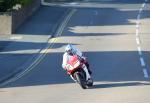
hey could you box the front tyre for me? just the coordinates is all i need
[87,78,93,87]
[74,72,87,89]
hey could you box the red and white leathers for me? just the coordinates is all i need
[62,45,91,81]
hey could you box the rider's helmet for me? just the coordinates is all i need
[65,44,73,55]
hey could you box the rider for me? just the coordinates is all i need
[62,44,92,81]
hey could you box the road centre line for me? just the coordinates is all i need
[135,1,149,78]
[136,37,140,45]
[137,14,141,20]
[136,24,139,28]
[137,46,142,55]
[136,29,139,36]
[139,8,143,13]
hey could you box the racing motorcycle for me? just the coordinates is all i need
[65,55,93,89]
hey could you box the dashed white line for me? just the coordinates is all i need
[140,57,146,67]
[137,46,142,55]
[136,24,139,28]
[139,8,143,13]
[137,14,141,20]
[136,1,149,78]
[142,3,146,8]
[136,29,139,36]
[136,37,140,45]
[143,68,149,78]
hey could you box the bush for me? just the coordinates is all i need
[18,0,33,6]
[0,0,33,12]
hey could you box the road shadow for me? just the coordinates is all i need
[0,41,78,52]
[61,8,150,37]
[91,82,150,89]
[0,51,150,89]
[15,6,68,35]
[0,1,150,89]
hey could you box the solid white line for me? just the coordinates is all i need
[136,37,140,45]
[137,46,142,55]
[143,68,149,78]
[140,57,146,67]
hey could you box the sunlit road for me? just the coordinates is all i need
[0,0,150,103]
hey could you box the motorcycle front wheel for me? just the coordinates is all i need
[74,72,87,89]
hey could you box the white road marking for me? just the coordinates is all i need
[140,57,146,67]
[135,1,149,78]
[136,24,139,28]
[139,8,143,13]
[137,46,142,55]
[142,3,146,8]
[10,36,22,40]
[136,29,139,36]
[136,37,140,45]
[56,9,77,36]
[137,14,140,20]
[143,68,149,78]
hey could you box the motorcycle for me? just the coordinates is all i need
[65,55,93,89]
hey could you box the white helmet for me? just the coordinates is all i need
[65,44,73,54]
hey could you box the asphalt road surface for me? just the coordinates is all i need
[0,0,150,103]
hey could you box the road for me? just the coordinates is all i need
[0,0,150,103]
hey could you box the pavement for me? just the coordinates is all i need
[0,5,69,83]
[0,0,150,103]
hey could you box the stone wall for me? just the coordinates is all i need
[0,0,41,35]
[12,0,41,33]
[0,12,12,34]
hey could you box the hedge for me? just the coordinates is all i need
[0,0,33,12]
